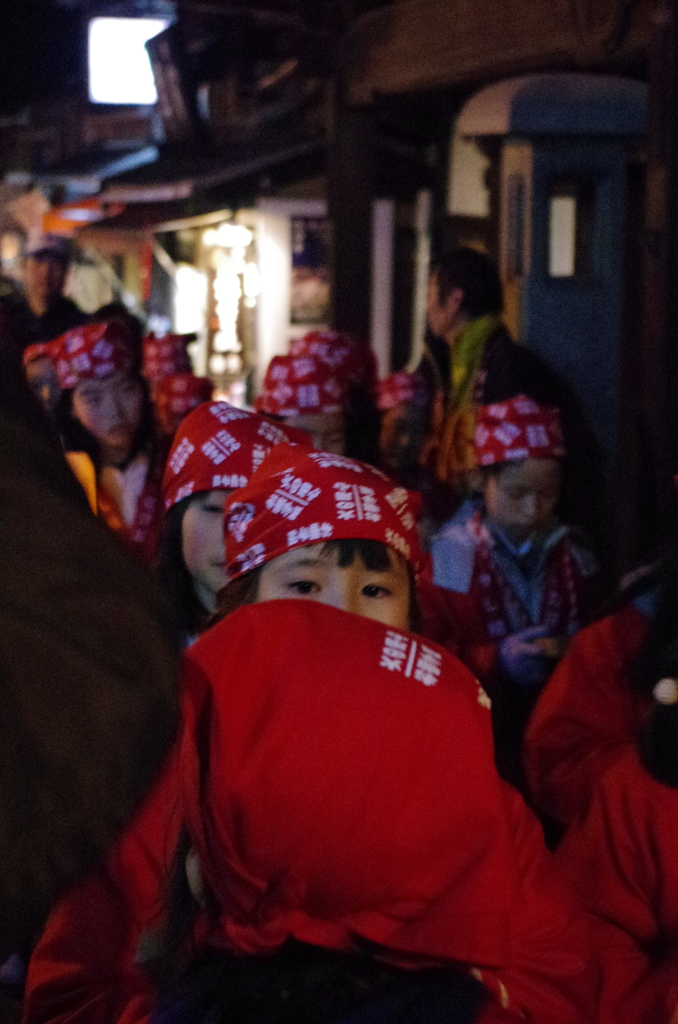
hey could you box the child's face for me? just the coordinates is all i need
[282,411,346,455]
[72,369,143,464]
[256,542,411,629]
[182,490,230,612]
[379,402,429,473]
[483,457,561,545]
[25,356,60,415]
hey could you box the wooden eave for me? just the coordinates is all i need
[344,0,654,105]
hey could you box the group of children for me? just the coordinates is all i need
[13,313,678,1023]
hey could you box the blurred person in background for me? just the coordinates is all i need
[52,321,167,565]
[0,340,178,961]
[423,247,610,581]
[0,235,86,354]
[22,343,61,422]
[255,352,349,454]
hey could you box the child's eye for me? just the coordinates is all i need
[362,584,390,598]
[289,580,319,595]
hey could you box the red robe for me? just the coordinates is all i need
[558,746,678,1024]
[523,603,651,826]
[24,769,599,1024]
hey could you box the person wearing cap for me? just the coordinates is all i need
[52,321,166,565]
[555,642,678,1024]
[255,353,349,455]
[159,402,308,643]
[24,445,599,1024]
[428,395,601,789]
[0,234,86,354]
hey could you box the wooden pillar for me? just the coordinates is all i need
[636,0,678,555]
[328,86,374,335]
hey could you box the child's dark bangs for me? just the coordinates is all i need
[320,538,392,571]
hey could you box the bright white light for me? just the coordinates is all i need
[209,353,228,375]
[549,196,577,278]
[88,18,169,105]
[174,264,207,335]
[216,224,253,248]
[243,262,261,298]
[203,228,219,247]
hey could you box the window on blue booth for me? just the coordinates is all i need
[548,178,595,278]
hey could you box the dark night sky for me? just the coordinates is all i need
[0,1,85,115]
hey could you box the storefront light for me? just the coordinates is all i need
[213,331,242,353]
[203,223,253,249]
[243,261,261,299]
[174,264,207,335]
[219,224,252,248]
[209,353,228,375]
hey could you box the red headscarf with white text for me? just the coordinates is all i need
[223,445,424,580]
[180,600,515,969]
[163,403,311,511]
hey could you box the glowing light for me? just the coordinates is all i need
[88,18,169,105]
[203,228,219,247]
[215,222,251,247]
[243,261,261,299]
[174,264,207,335]
[213,332,242,353]
[209,353,228,375]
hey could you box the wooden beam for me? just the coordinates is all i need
[328,91,374,335]
[345,0,653,105]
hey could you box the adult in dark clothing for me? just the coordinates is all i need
[0,348,179,957]
[0,235,86,355]
[423,247,610,579]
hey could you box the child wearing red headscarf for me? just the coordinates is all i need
[263,331,381,465]
[255,353,350,455]
[24,447,598,1024]
[427,395,601,787]
[51,321,166,565]
[140,332,214,440]
[159,402,308,643]
[22,342,61,419]
[153,375,213,440]
[376,369,453,543]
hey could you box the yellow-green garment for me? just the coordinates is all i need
[436,314,502,483]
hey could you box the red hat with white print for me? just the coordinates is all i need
[22,341,54,368]
[290,330,377,391]
[180,600,516,973]
[51,321,133,390]
[254,354,349,418]
[154,373,213,438]
[377,371,431,412]
[142,333,193,383]
[223,444,425,580]
[473,394,566,467]
[162,402,311,511]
